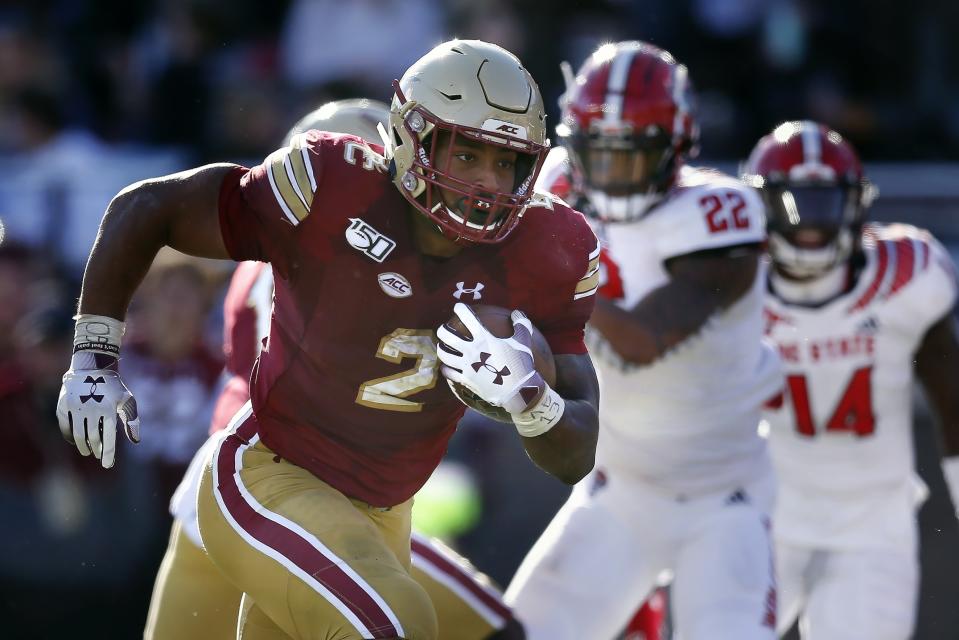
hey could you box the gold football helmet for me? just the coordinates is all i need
[384,39,549,243]
[283,98,390,146]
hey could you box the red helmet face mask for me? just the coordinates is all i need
[559,41,699,221]
[743,121,877,279]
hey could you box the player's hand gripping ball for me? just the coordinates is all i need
[436,303,555,422]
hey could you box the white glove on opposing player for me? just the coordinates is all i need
[436,303,545,415]
[55,315,140,469]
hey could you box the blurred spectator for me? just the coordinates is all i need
[0,242,160,639]
[123,251,226,503]
[0,85,111,269]
[0,85,186,275]
[279,0,446,101]
[446,0,525,58]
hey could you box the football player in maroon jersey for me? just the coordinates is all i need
[55,40,600,640]
[145,100,527,640]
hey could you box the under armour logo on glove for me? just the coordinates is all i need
[436,303,544,415]
[57,358,141,469]
[80,375,106,403]
[471,352,510,385]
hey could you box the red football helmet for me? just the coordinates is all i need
[742,121,877,279]
[558,40,699,221]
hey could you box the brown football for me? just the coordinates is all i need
[443,304,556,422]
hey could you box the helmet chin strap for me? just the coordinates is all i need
[587,190,661,222]
[770,261,850,305]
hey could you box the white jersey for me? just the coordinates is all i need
[537,148,782,496]
[764,224,958,549]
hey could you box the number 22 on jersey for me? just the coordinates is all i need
[699,190,749,233]
[783,366,876,437]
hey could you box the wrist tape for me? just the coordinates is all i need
[512,385,565,438]
[71,314,125,369]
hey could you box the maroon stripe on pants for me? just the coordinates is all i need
[411,535,512,621]
[215,413,400,638]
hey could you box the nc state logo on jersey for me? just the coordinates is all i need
[345,218,396,263]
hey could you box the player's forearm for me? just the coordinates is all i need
[914,314,959,457]
[78,185,173,318]
[521,397,598,484]
[934,405,959,458]
[591,250,758,365]
[922,375,959,457]
[589,286,716,366]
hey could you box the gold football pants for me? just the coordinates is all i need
[147,408,511,639]
[196,414,434,639]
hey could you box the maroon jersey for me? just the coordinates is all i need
[209,261,272,434]
[217,131,599,506]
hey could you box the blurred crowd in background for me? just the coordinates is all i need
[2,0,959,638]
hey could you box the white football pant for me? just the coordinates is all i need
[775,538,918,640]
[505,466,777,640]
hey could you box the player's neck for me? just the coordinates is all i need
[408,208,463,259]
[770,262,850,306]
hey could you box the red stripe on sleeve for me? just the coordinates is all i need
[848,240,890,313]
[888,238,916,297]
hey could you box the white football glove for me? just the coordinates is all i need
[436,303,545,415]
[55,315,140,469]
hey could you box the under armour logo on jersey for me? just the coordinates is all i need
[80,376,105,404]
[345,218,396,263]
[471,352,510,385]
[453,281,484,301]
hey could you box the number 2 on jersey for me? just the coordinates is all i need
[786,366,875,437]
[355,329,438,412]
[700,191,749,233]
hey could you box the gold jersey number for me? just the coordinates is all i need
[355,329,439,412]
